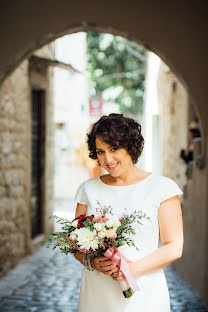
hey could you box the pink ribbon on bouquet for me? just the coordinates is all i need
[104,247,140,292]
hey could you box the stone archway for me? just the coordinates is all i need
[1,0,207,164]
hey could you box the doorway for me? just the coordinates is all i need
[30,89,45,238]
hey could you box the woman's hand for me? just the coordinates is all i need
[91,256,117,276]
[110,266,125,281]
[110,262,136,281]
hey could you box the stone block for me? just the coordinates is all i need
[0,197,11,209]
[0,132,13,154]
[0,221,15,233]
[0,153,16,169]
[0,186,6,196]
[4,101,15,115]
[8,185,25,198]
[5,170,25,185]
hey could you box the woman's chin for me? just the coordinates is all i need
[107,169,120,177]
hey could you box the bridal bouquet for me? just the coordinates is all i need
[42,201,149,298]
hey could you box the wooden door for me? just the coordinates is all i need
[31,89,45,238]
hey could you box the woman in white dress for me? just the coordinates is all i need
[73,113,183,312]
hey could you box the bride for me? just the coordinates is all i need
[73,113,183,312]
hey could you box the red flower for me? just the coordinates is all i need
[72,214,93,229]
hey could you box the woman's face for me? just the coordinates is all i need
[95,137,134,177]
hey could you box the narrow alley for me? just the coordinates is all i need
[0,4,208,310]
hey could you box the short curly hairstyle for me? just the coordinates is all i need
[87,113,144,164]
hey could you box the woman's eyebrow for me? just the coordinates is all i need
[96,148,103,151]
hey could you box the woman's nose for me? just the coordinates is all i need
[105,152,114,163]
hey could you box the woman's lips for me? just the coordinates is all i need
[107,162,119,170]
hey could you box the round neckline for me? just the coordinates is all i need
[99,173,153,187]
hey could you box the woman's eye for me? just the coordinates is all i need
[111,147,118,152]
[96,151,103,155]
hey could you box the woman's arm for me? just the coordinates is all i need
[111,195,184,280]
[75,203,88,218]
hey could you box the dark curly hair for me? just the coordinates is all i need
[87,113,144,164]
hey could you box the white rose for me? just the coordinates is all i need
[71,220,78,228]
[98,229,107,238]
[94,223,103,231]
[77,228,98,250]
[106,219,114,228]
[105,214,121,228]
[90,239,99,250]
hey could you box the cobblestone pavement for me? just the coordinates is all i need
[0,244,207,312]
[0,198,207,312]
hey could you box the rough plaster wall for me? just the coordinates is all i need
[158,62,208,306]
[158,62,188,187]
[0,60,31,276]
[172,164,207,303]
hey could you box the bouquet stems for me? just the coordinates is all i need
[119,280,134,298]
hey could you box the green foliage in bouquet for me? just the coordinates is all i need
[42,206,150,256]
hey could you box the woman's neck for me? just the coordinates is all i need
[104,167,150,186]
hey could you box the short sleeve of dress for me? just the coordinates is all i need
[158,177,183,204]
[74,181,88,205]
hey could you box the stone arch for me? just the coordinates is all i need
[1,20,206,168]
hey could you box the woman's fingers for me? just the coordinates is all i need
[92,257,121,277]
[112,275,126,281]
[111,269,125,280]
[99,259,117,275]
[110,266,120,274]
[97,258,126,280]
[100,259,117,267]
[101,264,117,275]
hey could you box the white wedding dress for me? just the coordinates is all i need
[74,173,183,312]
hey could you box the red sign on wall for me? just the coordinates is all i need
[89,98,103,117]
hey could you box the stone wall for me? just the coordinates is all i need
[173,162,207,302]
[0,44,54,276]
[158,62,208,306]
[158,62,188,188]
[0,60,31,275]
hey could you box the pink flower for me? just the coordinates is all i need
[93,217,106,223]
[119,213,128,222]
[107,229,117,239]
[98,229,107,238]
